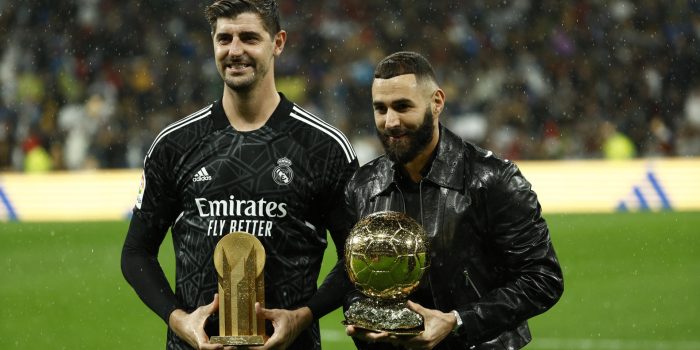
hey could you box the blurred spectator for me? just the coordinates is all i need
[601,121,637,159]
[677,86,700,156]
[1,0,700,171]
[57,93,114,170]
[21,128,52,173]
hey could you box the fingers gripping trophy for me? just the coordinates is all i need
[344,211,430,334]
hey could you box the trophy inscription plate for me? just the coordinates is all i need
[211,232,266,345]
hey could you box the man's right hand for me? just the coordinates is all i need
[168,294,224,350]
[346,324,395,344]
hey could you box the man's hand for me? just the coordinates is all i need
[346,324,395,344]
[250,303,312,350]
[168,294,223,350]
[396,301,456,350]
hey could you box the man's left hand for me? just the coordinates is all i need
[250,303,312,350]
[394,300,456,350]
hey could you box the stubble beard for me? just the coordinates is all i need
[224,70,257,92]
[378,107,435,165]
[222,57,269,92]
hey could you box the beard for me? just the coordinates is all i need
[377,107,435,164]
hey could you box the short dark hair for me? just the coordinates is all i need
[374,51,438,85]
[205,0,281,38]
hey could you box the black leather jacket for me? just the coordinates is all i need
[343,126,564,349]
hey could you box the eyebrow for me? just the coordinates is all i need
[393,98,413,105]
[214,30,264,40]
[373,98,414,106]
[239,30,264,39]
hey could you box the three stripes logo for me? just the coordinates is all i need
[616,170,672,212]
[0,185,18,221]
[193,167,212,182]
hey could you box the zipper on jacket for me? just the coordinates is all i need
[463,269,483,299]
[395,186,407,214]
[418,180,424,226]
[418,180,442,311]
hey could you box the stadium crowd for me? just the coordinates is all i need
[1,0,700,172]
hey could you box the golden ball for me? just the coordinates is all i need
[344,211,429,300]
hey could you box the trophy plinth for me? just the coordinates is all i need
[210,232,266,346]
[343,211,429,335]
[210,335,265,345]
[344,298,423,335]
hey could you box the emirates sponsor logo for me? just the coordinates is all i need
[194,196,287,218]
[194,195,289,237]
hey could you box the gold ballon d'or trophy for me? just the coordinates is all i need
[210,232,266,346]
[343,211,430,335]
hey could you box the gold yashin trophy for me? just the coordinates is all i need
[343,211,430,335]
[210,232,266,346]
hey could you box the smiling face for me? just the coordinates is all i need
[372,74,442,164]
[212,12,285,92]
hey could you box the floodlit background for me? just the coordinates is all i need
[1,1,699,349]
[2,1,700,169]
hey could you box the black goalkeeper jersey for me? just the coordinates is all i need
[127,94,358,349]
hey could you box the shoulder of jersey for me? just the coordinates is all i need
[287,103,357,164]
[145,104,214,159]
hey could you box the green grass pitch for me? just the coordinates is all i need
[1,212,699,349]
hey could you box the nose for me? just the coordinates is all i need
[228,37,243,56]
[384,109,401,129]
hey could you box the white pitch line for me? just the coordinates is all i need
[533,337,700,350]
[321,329,348,342]
[321,332,700,349]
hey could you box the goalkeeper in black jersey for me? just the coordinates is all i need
[121,1,359,349]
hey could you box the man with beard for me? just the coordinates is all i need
[342,51,563,349]
[121,1,358,349]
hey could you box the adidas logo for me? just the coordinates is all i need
[193,167,212,182]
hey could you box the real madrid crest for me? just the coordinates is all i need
[272,157,294,185]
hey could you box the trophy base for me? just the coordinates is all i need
[344,298,423,335]
[210,335,265,346]
[341,320,423,336]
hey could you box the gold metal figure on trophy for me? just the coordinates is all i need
[211,232,266,345]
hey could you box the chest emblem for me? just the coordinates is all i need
[272,157,294,185]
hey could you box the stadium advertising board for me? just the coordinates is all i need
[521,158,700,213]
[0,158,698,222]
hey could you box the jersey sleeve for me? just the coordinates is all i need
[305,141,359,319]
[122,143,182,323]
[134,145,180,229]
[121,213,181,323]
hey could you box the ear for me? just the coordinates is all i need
[273,30,287,56]
[431,88,446,116]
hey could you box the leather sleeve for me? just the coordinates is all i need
[461,160,564,343]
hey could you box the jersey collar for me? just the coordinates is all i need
[210,93,293,132]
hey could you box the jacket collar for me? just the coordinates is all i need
[371,124,465,197]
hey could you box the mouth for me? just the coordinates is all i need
[384,130,408,141]
[225,61,253,73]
